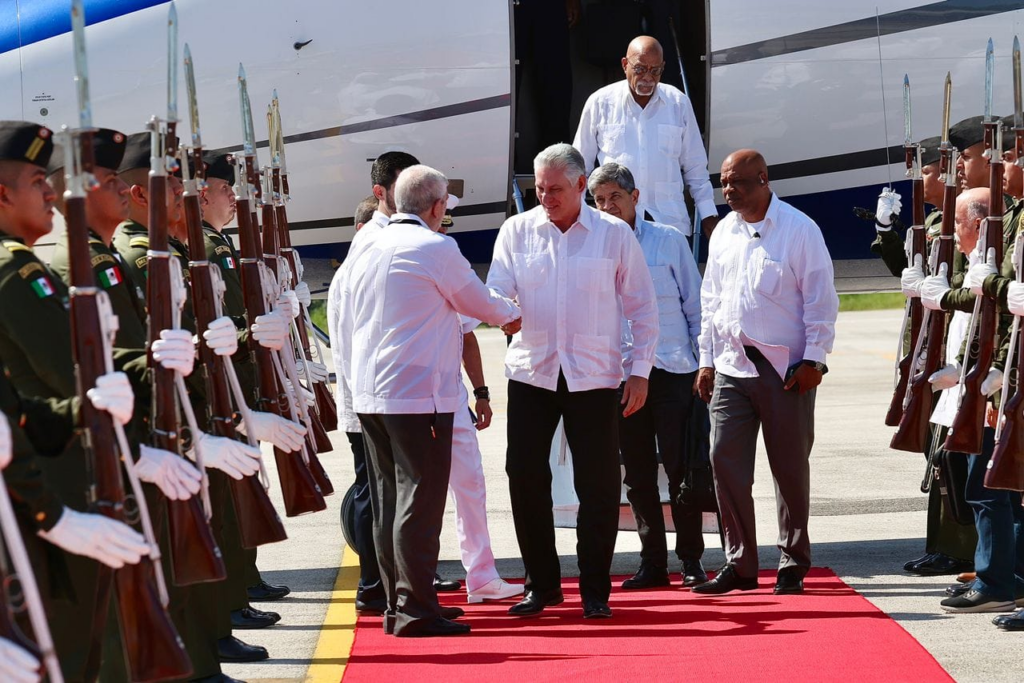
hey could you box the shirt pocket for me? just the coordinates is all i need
[658,124,684,157]
[753,257,785,297]
[506,329,548,370]
[575,256,615,292]
[598,123,626,155]
[571,333,612,377]
[512,252,549,289]
[649,264,678,298]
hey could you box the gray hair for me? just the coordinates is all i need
[964,198,987,224]
[534,143,586,183]
[394,164,448,215]
[587,162,636,195]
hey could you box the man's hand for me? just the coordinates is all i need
[900,253,926,298]
[500,317,522,336]
[701,215,719,238]
[0,637,40,683]
[694,367,715,403]
[38,508,150,569]
[565,0,581,27]
[920,267,951,312]
[1007,281,1024,316]
[784,363,823,395]
[987,404,1000,429]
[474,399,492,431]
[965,249,998,295]
[874,188,902,230]
[621,375,648,417]
[929,363,960,390]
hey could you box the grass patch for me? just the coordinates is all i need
[838,292,905,312]
[308,299,327,331]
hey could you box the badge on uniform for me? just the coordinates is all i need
[98,266,122,288]
[223,256,236,269]
[30,276,54,299]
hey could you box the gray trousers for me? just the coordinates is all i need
[358,412,453,635]
[709,354,815,577]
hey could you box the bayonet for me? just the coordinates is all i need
[985,38,994,123]
[71,0,92,131]
[237,64,254,157]
[167,3,178,123]
[184,43,201,149]
[1015,36,1022,129]
[903,74,912,146]
[941,72,952,145]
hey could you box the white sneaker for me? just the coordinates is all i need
[467,578,524,604]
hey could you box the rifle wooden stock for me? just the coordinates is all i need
[66,187,192,681]
[183,190,287,548]
[987,384,1024,490]
[147,170,226,586]
[886,176,927,427]
[237,193,326,517]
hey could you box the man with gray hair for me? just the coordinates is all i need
[589,162,707,590]
[488,143,659,619]
[344,164,521,637]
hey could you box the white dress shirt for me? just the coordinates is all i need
[931,246,980,427]
[573,80,716,236]
[327,210,390,432]
[622,218,702,378]
[487,203,659,392]
[345,213,519,414]
[698,194,838,381]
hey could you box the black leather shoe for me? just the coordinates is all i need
[621,566,670,590]
[355,597,388,615]
[247,579,290,602]
[231,606,280,629]
[692,565,758,595]
[396,616,471,637]
[682,559,708,587]
[903,552,935,572]
[508,589,564,616]
[945,580,974,597]
[582,599,612,619]
[216,635,269,663]
[191,675,244,683]
[440,606,465,620]
[995,611,1024,630]
[906,553,973,576]
[433,574,462,592]
[773,567,805,595]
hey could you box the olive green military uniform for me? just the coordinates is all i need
[113,219,197,334]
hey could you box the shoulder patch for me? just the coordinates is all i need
[214,245,232,256]
[28,276,55,299]
[18,262,44,279]
[135,256,148,270]
[129,236,150,249]
[91,253,116,268]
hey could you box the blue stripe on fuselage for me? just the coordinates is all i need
[0,0,169,55]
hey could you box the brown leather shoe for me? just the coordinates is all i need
[957,572,977,583]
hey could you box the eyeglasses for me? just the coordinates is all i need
[628,61,665,77]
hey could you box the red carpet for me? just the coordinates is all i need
[342,568,952,683]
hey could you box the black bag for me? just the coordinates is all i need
[935,448,974,526]
[677,398,718,513]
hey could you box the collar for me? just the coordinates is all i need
[388,212,430,230]
[620,79,662,113]
[118,219,147,235]
[530,203,595,232]
[737,193,780,236]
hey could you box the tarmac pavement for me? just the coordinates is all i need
[225,308,1021,683]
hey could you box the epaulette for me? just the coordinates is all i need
[88,238,105,247]
[2,240,30,253]
[129,236,149,249]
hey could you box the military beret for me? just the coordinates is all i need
[919,136,941,167]
[117,132,151,174]
[47,128,128,175]
[0,121,54,168]
[201,151,235,184]
[949,115,986,151]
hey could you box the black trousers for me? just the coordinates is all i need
[619,368,703,568]
[345,431,384,600]
[358,412,453,635]
[506,374,620,602]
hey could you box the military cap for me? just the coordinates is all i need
[117,132,151,173]
[949,115,986,151]
[201,151,235,184]
[0,121,54,168]
[919,136,941,167]
[47,128,128,175]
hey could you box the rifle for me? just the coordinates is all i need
[147,9,225,585]
[891,72,957,453]
[270,94,340,432]
[886,74,927,427]
[236,65,326,516]
[945,40,1004,454]
[0,467,62,683]
[63,4,193,679]
[987,36,1024,492]
[180,45,288,547]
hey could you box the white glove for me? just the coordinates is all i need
[86,371,134,426]
[251,310,289,351]
[152,328,195,376]
[965,249,998,295]
[284,378,317,407]
[190,432,261,480]
[929,364,960,390]
[875,188,902,230]
[981,368,1003,397]
[202,316,238,357]
[0,637,41,683]
[900,253,926,298]
[296,359,329,383]
[1009,281,1024,316]
[276,289,301,320]
[236,411,306,452]
[38,507,149,569]
[0,412,10,470]
[295,280,312,308]
[920,269,951,311]
[136,444,202,500]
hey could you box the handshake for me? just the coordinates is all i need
[500,317,523,335]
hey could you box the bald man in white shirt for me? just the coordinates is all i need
[693,150,838,597]
[574,35,718,238]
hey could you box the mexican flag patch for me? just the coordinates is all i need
[98,266,122,288]
[222,256,236,269]
[30,277,54,298]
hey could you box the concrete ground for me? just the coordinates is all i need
[225,309,1021,683]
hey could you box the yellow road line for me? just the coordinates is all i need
[307,545,361,683]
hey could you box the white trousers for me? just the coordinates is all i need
[449,392,500,592]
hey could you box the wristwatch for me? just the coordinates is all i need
[802,360,828,375]
[473,385,490,401]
